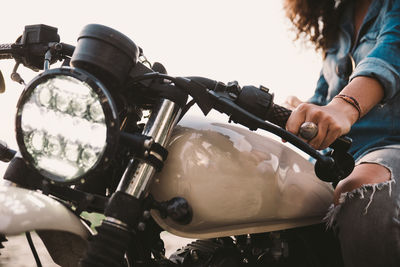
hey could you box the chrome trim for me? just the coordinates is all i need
[104,217,129,231]
[117,99,181,198]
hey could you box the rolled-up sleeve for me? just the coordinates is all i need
[350,7,400,101]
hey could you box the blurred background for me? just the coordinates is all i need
[0,0,322,163]
[0,0,322,265]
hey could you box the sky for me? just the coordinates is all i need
[0,0,322,173]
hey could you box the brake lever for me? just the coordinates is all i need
[298,122,354,184]
[315,136,354,186]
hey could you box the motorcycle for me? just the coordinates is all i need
[0,24,355,266]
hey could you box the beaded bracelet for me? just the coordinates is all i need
[333,94,361,120]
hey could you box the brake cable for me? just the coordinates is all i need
[25,232,43,267]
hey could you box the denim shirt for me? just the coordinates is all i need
[308,0,400,159]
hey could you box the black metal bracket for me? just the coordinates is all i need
[120,131,168,172]
[147,195,193,225]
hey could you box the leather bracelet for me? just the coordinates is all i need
[333,94,361,120]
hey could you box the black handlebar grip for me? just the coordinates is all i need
[269,103,292,129]
[0,44,13,60]
[0,141,16,162]
[270,104,318,141]
[269,103,352,152]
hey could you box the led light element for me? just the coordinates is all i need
[89,101,105,122]
[64,143,80,163]
[28,131,45,152]
[16,67,119,184]
[36,86,53,108]
[71,97,89,117]
[55,91,72,112]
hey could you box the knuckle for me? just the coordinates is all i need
[326,115,338,124]
[296,103,310,112]
[329,123,341,133]
[310,109,323,119]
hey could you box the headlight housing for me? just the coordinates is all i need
[16,67,119,184]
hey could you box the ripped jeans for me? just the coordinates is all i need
[326,146,400,267]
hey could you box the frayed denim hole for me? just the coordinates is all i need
[324,204,340,229]
[325,160,394,230]
[324,180,395,229]
[345,160,394,213]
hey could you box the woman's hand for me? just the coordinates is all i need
[281,95,303,110]
[286,99,359,150]
[284,77,384,150]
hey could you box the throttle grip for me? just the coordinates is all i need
[233,85,311,139]
[269,104,292,129]
[269,104,319,140]
[269,102,354,182]
[0,141,16,162]
[268,102,352,153]
[0,44,13,60]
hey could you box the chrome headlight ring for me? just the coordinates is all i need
[16,67,120,184]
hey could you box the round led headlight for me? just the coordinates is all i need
[16,67,119,184]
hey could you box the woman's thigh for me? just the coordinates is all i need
[333,162,391,205]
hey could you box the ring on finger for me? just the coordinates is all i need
[299,122,318,140]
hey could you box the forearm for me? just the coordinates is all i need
[328,76,385,124]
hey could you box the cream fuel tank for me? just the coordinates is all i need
[150,114,334,239]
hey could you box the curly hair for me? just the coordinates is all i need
[283,0,348,52]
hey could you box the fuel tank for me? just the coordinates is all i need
[150,115,334,239]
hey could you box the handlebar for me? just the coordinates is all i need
[153,75,351,154]
[247,100,354,183]
[267,103,292,129]
[0,141,16,162]
[186,80,355,183]
[267,102,351,148]
[0,42,74,65]
[0,25,75,71]
[0,44,13,60]
[0,25,354,183]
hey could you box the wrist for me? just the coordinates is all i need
[328,96,360,125]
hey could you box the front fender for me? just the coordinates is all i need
[0,184,91,239]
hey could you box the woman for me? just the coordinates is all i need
[283,0,400,266]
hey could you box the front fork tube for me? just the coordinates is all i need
[80,99,182,267]
[117,98,182,198]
